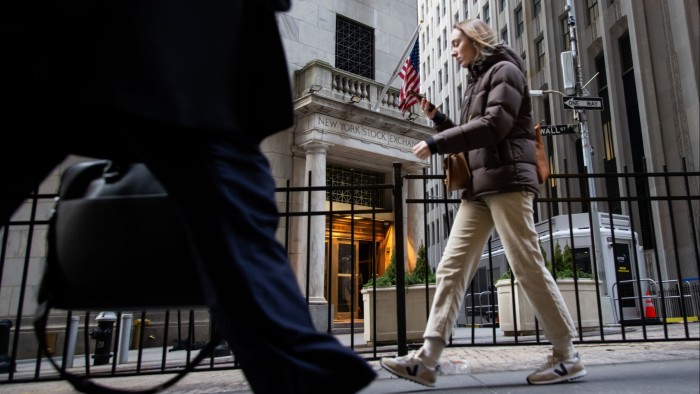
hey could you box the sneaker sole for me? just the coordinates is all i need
[380,360,436,388]
[527,369,588,385]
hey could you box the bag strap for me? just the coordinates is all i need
[34,302,222,394]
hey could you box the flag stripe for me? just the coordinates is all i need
[398,38,420,114]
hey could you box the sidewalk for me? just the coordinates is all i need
[3,321,699,393]
[2,339,697,393]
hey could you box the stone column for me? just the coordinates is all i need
[301,142,331,306]
[405,163,427,269]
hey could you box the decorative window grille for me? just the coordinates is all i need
[327,166,385,208]
[335,16,375,79]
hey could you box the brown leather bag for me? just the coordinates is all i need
[534,122,550,184]
[443,152,471,192]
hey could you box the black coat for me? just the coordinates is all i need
[5,1,293,139]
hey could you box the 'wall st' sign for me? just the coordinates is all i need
[540,125,577,135]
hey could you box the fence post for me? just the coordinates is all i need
[393,162,407,355]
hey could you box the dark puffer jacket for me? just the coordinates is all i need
[431,44,538,200]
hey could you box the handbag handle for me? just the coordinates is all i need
[34,301,221,394]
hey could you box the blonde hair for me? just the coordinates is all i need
[453,19,498,62]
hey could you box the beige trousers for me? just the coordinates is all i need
[424,191,577,344]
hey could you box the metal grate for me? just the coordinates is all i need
[326,166,384,208]
[335,16,374,80]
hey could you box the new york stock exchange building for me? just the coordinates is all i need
[261,59,436,329]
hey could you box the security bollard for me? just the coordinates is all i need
[89,312,117,366]
[0,319,15,373]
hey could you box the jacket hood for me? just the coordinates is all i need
[467,43,525,80]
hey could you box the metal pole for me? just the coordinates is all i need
[118,314,133,364]
[64,316,80,368]
[566,0,605,290]
[393,162,408,355]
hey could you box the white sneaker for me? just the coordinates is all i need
[380,349,437,387]
[526,352,587,385]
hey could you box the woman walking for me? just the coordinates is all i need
[381,18,587,387]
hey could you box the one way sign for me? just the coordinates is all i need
[563,96,604,110]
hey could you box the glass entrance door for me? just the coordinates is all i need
[335,240,359,320]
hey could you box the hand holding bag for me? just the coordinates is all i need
[443,152,471,192]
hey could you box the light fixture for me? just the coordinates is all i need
[407,111,419,121]
[308,84,322,94]
[349,93,362,104]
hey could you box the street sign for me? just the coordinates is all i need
[540,124,577,135]
[563,96,604,110]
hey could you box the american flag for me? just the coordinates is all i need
[398,38,420,114]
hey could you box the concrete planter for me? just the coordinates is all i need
[496,278,601,336]
[361,285,436,345]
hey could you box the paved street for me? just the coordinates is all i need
[2,329,698,393]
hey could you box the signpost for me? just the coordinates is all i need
[540,124,577,135]
[563,96,604,110]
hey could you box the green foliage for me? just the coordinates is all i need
[406,241,436,285]
[364,241,435,288]
[499,243,593,281]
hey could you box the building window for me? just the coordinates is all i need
[457,85,463,108]
[326,166,385,208]
[444,96,450,120]
[463,0,469,19]
[437,37,442,57]
[438,70,443,91]
[562,17,571,51]
[443,28,448,51]
[483,4,490,24]
[443,214,449,239]
[436,5,441,24]
[335,16,374,79]
[500,27,509,44]
[454,12,459,24]
[515,7,524,37]
[533,0,541,17]
[586,0,599,26]
[536,38,545,71]
[499,0,506,13]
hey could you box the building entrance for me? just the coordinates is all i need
[326,218,389,321]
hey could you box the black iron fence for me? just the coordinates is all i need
[0,158,698,385]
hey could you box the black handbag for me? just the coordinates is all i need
[36,160,215,394]
[40,160,206,310]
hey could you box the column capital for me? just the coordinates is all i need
[300,141,333,154]
[405,161,429,175]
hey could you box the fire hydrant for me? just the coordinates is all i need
[90,312,116,366]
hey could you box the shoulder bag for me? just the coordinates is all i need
[37,160,215,394]
[534,122,550,184]
[443,152,471,192]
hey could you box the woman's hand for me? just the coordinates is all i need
[420,98,438,119]
[412,141,431,160]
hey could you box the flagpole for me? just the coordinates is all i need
[372,20,423,112]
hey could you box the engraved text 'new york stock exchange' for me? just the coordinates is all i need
[315,115,418,149]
